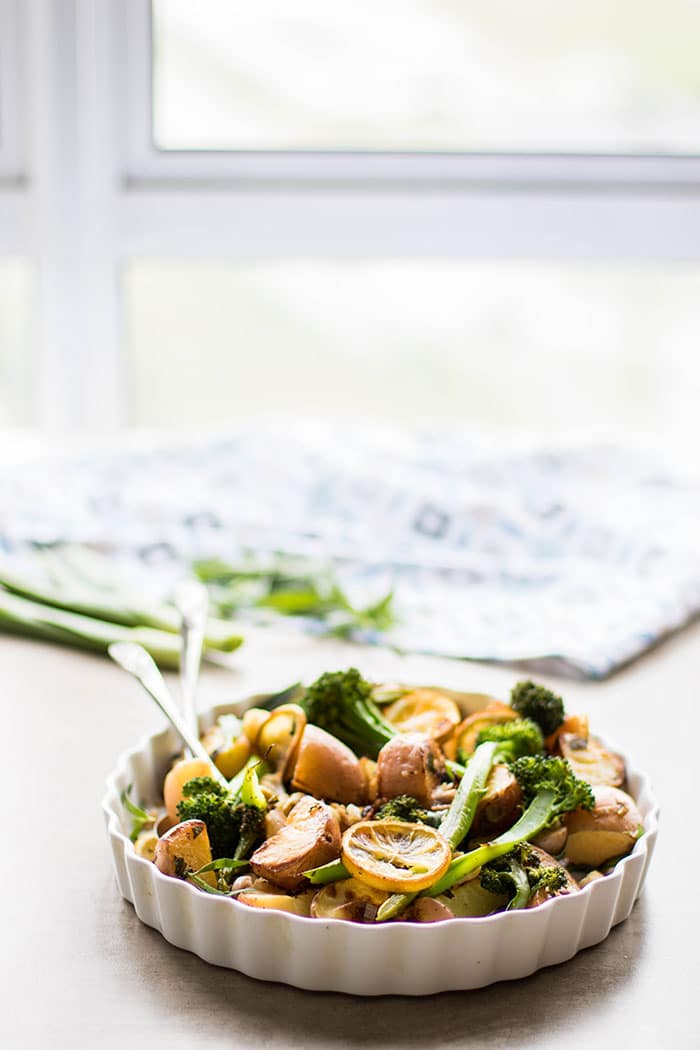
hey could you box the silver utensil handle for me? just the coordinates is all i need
[174,579,209,745]
[108,641,227,787]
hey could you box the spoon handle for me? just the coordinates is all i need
[173,579,209,746]
[108,641,227,787]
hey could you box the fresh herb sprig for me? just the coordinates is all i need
[194,555,396,639]
[121,785,155,842]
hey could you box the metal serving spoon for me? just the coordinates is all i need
[108,640,228,788]
[173,578,209,753]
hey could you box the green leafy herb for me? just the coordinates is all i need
[193,555,396,640]
[121,785,154,842]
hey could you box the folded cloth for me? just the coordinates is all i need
[1,422,698,678]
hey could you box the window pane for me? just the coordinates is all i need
[152,0,700,153]
[124,260,700,443]
[0,260,31,427]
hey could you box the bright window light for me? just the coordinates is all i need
[124,259,700,440]
[152,0,700,153]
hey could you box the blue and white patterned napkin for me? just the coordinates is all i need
[1,422,698,678]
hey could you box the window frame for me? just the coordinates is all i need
[0,0,22,179]
[125,1,700,189]
[116,0,700,266]
[2,0,700,434]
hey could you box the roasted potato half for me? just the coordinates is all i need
[288,725,365,804]
[163,758,215,825]
[250,795,341,891]
[153,819,216,886]
[565,785,643,867]
[376,733,444,806]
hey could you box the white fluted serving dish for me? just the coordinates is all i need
[103,694,658,996]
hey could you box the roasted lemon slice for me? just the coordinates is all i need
[341,820,451,893]
[383,689,461,741]
[447,701,518,759]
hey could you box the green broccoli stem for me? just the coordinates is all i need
[504,860,532,910]
[424,788,557,897]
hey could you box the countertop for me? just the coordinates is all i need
[3,621,698,1049]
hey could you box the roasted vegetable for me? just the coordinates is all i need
[201,714,251,779]
[164,758,215,825]
[475,718,544,759]
[153,820,217,886]
[288,724,365,804]
[510,680,565,738]
[249,795,341,891]
[480,842,577,910]
[376,733,445,806]
[301,668,396,759]
[177,767,267,861]
[558,733,625,788]
[301,668,466,778]
[374,794,442,828]
[422,756,593,900]
[383,689,461,741]
[564,785,643,867]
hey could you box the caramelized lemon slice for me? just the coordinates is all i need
[341,820,451,893]
[383,689,461,741]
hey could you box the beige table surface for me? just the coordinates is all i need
[2,621,698,1050]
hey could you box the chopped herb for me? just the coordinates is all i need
[193,555,396,640]
[121,785,155,842]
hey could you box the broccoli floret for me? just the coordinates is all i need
[177,776,264,860]
[509,755,594,818]
[515,842,569,898]
[479,842,568,909]
[529,865,568,895]
[475,718,544,759]
[374,795,442,828]
[510,680,565,737]
[301,668,396,759]
[480,843,534,908]
[479,858,529,904]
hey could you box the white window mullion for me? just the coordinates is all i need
[118,186,700,264]
[27,0,123,432]
[0,0,22,179]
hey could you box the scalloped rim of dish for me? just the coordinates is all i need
[103,696,659,995]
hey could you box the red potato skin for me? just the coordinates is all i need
[250,795,341,891]
[470,764,523,837]
[289,725,365,805]
[376,733,445,806]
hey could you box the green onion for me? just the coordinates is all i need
[0,588,242,669]
[304,859,350,885]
